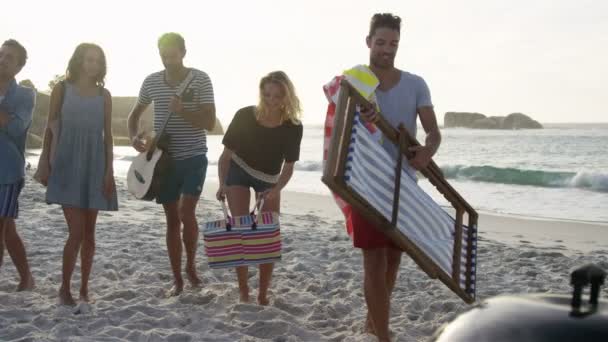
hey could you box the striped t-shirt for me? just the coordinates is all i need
[137,68,214,160]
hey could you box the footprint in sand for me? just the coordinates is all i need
[243,321,289,339]
[179,293,216,306]
[519,251,538,258]
[231,303,264,313]
[273,298,306,316]
[101,289,139,301]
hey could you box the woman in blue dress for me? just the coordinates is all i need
[37,43,118,306]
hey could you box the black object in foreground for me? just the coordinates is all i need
[431,264,608,342]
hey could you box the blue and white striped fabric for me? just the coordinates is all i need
[344,115,476,296]
[137,68,214,161]
[0,179,24,219]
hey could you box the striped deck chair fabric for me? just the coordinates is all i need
[203,207,281,269]
[344,114,477,298]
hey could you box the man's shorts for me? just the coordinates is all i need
[0,179,24,219]
[349,209,398,249]
[225,160,274,193]
[157,154,208,204]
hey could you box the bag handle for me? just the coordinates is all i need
[220,200,232,231]
[250,196,265,215]
[249,196,266,230]
[219,196,265,232]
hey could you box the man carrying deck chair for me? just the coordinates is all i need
[323,13,442,341]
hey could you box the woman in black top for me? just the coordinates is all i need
[217,71,303,305]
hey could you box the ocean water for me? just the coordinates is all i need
[28,123,608,223]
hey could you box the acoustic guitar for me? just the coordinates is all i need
[127,71,196,200]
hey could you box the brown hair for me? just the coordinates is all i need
[65,43,107,87]
[1,39,27,67]
[369,13,402,37]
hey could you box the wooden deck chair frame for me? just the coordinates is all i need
[322,80,478,303]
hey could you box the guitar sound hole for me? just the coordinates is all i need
[134,170,146,184]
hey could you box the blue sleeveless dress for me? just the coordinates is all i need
[46,83,118,211]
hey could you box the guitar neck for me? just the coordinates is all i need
[149,112,173,150]
[147,70,197,152]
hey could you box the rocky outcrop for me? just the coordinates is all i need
[444,112,486,128]
[444,112,542,129]
[501,113,543,129]
[471,117,500,129]
[26,91,224,148]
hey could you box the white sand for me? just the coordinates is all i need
[1,174,607,341]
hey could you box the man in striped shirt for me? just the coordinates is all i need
[128,33,216,296]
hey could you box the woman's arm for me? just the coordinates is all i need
[103,89,114,176]
[264,162,295,202]
[274,162,294,192]
[216,147,233,200]
[36,83,64,185]
[102,88,115,198]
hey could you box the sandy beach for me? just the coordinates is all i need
[1,172,607,341]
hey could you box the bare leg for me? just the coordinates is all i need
[385,247,402,295]
[79,209,98,302]
[0,219,5,269]
[59,207,85,306]
[226,185,251,302]
[2,218,34,291]
[257,191,279,305]
[257,263,274,305]
[163,202,183,296]
[236,266,250,302]
[363,248,391,342]
[180,195,202,288]
[5,220,34,291]
[367,247,402,336]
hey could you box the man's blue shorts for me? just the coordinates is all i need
[157,154,208,204]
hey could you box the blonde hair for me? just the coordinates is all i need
[256,71,302,125]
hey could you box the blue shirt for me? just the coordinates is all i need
[0,79,36,184]
[376,71,433,178]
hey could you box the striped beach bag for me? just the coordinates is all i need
[202,199,281,269]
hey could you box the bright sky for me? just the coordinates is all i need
[3,0,607,125]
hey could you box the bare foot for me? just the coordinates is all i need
[257,296,269,306]
[166,282,184,297]
[239,288,250,303]
[365,317,394,341]
[365,314,376,335]
[59,287,77,306]
[186,269,202,288]
[16,274,35,292]
[79,290,96,304]
[79,295,96,304]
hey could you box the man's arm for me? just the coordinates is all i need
[127,102,149,152]
[408,106,441,170]
[0,89,35,137]
[419,106,441,156]
[171,73,216,130]
[0,109,9,128]
[171,100,216,130]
